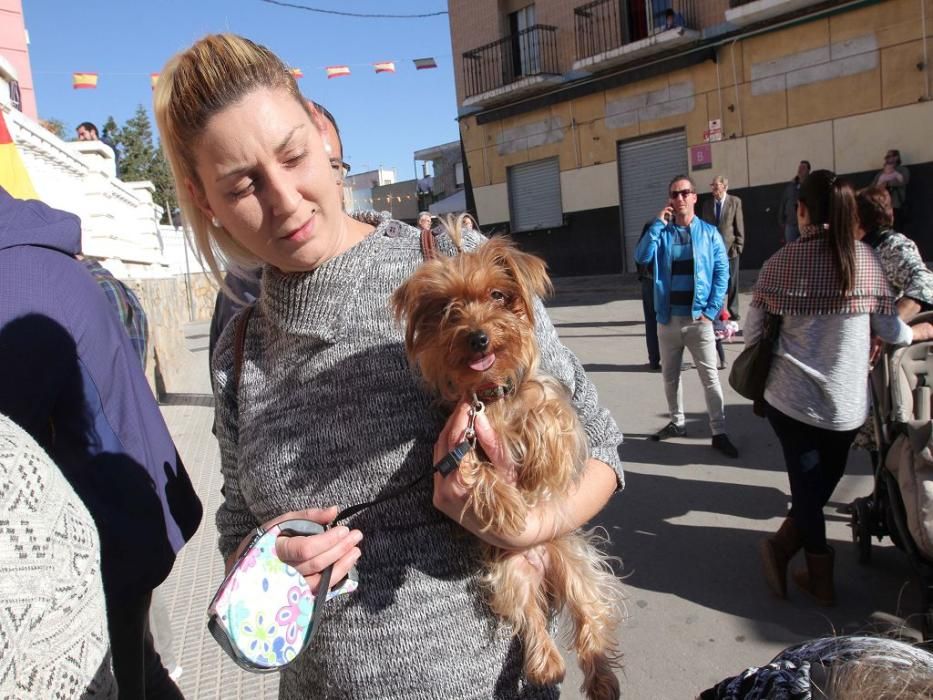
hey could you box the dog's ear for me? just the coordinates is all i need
[390,275,424,354]
[483,237,552,322]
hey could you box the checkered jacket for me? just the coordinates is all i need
[82,259,149,368]
[752,225,896,316]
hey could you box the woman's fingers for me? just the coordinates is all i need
[433,401,471,464]
[275,526,362,571]
[472,412,517,484]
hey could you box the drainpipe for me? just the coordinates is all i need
[922,0,931,101]
[730,39,743,137]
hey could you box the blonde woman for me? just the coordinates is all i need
[154,34,624,699]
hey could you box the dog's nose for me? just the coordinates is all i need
[469,330,489,353]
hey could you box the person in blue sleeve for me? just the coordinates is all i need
[0,187,202,699]
[634,175,738,457]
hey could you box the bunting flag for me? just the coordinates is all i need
[325,65,351,79]
[0,110,39,200]
[72,72,99,89]
[60,54,443,89]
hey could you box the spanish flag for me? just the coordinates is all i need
[0,110,39,200]
[290,68,304,79]
[325,65,350,79]
[73,72,99,89]
[150,73,159,89]
[373,61,396,74]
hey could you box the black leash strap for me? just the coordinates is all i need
[332,469,434,524]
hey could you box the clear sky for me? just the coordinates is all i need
[23,0,459,180]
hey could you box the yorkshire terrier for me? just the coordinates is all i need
[391,223,624,700]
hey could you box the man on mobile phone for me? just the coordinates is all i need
[634,175,738,457]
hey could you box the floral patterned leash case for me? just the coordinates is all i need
[207,519,359,672]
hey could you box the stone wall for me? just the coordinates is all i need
[123,272,217,397]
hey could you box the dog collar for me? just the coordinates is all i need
[474,377,515,403]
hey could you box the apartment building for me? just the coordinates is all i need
[449,0,933,274]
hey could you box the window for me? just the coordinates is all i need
[455,162,464,187]
[507,157,563,232]
[508,4,538,79]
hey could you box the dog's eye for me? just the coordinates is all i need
[490,290,507,304]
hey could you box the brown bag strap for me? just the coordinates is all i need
[420,228,437,261]
[232,303,256,395]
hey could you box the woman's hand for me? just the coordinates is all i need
[432,401,517,511]
[226,506,362,594]
[911,322,933,342]
[431,401,617,550]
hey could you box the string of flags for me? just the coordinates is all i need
[71,57,438,89]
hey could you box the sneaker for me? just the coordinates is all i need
[712,433,739,458]
[651,422,687,441]
[717,359,727,370]
[649,362,661,371]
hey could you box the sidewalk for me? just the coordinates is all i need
[158,279,926,699]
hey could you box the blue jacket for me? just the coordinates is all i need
[0,188,202,599]
[634,215,729,325]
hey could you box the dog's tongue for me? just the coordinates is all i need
[469,353,496,372]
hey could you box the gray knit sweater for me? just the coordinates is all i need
[212,212,625,699]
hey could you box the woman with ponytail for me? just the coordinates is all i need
[747,170,933,606]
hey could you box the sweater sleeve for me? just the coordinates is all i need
[533,298,625,491]
[212,313,261,560]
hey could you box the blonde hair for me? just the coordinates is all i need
[153,33,315,287]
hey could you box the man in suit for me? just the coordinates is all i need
[702,175,744,319]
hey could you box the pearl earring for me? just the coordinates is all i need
[211,216,221,228]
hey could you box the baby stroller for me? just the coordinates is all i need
[850,312,933,640]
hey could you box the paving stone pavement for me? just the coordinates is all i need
[157,278,927,699]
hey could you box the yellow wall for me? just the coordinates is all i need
[463,0,933,224]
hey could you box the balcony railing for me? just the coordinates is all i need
[463,25,560,99]
[575,0,699,62]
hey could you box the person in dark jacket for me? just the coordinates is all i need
[636,220,661,370]
[0,187,202,699]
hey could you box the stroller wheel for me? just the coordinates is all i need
[852,498,873,565]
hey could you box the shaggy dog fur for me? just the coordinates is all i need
[392,227,624,699]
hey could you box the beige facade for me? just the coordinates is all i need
[452,0,933,229]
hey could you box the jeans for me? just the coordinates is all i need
[765,403,859,552]
[658,316,726,435]
[640,277,660,367]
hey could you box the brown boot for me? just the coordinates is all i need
[758,517,802,599]
[792,546,835,606]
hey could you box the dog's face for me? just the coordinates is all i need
[392,237,552,403]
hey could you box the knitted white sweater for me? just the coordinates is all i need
[212,213,624,699]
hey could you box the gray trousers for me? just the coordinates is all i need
[658,316,726,435]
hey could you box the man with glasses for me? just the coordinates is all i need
[635,175,738,457]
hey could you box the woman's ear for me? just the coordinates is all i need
[185,179,213,221]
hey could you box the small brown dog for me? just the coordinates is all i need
[392,228,624,700]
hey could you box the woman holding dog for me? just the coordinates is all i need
[155,34,623,699]
[747,170,933,607]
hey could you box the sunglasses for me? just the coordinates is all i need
[669,189,694,199]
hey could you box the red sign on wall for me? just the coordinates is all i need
[691,144,712,170]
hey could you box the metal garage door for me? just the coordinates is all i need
[508,157,562,232]
[618,131,687,271]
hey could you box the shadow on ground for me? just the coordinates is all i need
[597,449,929,641]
